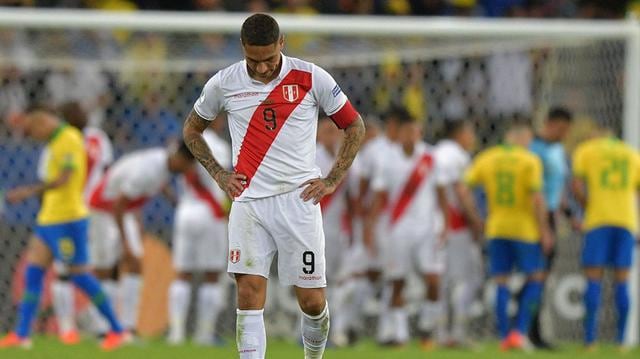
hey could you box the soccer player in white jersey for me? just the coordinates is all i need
[365,112,448,348]
[50,102,115,343]
[182,14,365,359]
[357,108,402,344]
[435,120,483,347]
[88,144,195,334]
[315,117,352,346]
[168,118,231,346]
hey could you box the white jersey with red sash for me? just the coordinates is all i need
[372,142,442,234]
[193,54,358,202]
[84,127,113,200]
[178,129,230,219]
[434,139,471,232]
[89,148,170,212]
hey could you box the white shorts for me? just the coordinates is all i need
[173,203,228,272]
[367,218,388,271]
[383,225,445,280]
[89,210,143,269]
[445,229,483,283]
[323,223,348,283]
[227,188,326,288]
[341,219,369,276]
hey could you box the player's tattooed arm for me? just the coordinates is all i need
[183,110,246,198]
[301,115,366,204]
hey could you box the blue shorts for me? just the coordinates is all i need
[582,226,635,269]
[488,238,545,276]
[35,218,89,266]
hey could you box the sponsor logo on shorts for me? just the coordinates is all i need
[298,275,323,281]
[229,249,241,264]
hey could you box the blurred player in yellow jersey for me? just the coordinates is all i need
[572,126,640,350]
[464,122,552,351]
[0,106,125,351]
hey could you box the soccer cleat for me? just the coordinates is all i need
[0,332,32,349]
[419,338,437,352]
[584,344,598,353]
[504,331,533,352]
[100,331,126,351]
[59,330,81,345]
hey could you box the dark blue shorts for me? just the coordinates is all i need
[582,226,635,269]
[35,218,89,266]
[488,238,545,276]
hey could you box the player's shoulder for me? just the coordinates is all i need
[207,60,246,86]
[435,139,467,160]
[58,125,84,147]
[285,55,316,73]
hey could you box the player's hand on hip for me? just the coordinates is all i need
[215,170,247,198]
[300,178,335,205]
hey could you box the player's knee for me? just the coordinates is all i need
[298,295,326,316]
[236,279,266,309]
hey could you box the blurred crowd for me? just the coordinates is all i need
[0,0,638,19]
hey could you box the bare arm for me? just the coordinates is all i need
[301,115,366,204]
[183,110,246,198]
[364,191,387,255]
[533,191,553,254]
[436,185,449,246]
[6,168,73,203]
[454,182,484,240]
[571,177,587,208]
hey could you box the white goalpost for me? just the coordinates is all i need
[0,7,639,345]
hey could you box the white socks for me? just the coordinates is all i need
[168,279,191,344]
[120,274,142,331]
[194,283,223,344]
[418,300,444,338]
[390,308,409,343]
[237,309,266,359]
[52,280,76,334]
[301,302,330,359]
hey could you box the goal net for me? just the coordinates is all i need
[0,8,638,344]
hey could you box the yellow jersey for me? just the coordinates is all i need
[37,124,89,225]
[572,137,640,232]
[465,145,543,242]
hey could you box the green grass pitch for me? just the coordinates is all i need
[1,337,637,359]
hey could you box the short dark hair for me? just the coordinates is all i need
[24,102,55,115]
[177,141,195,161]
[58,102,88,130]
[241,13,280,46]
[443,119,469,138]
[548,107,573,122]
[385,106,413,124]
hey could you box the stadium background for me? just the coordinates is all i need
[1,0,640,353]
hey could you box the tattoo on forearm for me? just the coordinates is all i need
[183,110,224,181]
[326,116,366,187]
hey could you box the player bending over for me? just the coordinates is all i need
[183,14,365,359]
[168,118,231,345]
[88,144,195,334]
[464,121,552,352]
[572,124,640,351]
[0,106,125,350]
[365,111,448,348]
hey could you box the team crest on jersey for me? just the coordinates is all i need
[229,249,241,264]
[282,84,299,102]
